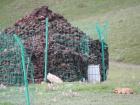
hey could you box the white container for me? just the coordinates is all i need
[87,64,101,83]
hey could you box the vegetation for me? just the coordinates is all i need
[0,0,140,105]
[1,62,140,105]
[0,0,140,64]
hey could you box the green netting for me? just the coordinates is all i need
[0,33,35,105]
[54,34,89,54]
[0,34,34,85]
[96,22,108,81]
[49,32,89,81]
[80,35,90,56]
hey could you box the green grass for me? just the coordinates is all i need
[0,0,140,64]
[0,1,140,104]
[72,5,140,64]
[1,62,140,105]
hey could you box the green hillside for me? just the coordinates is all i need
[0,0,140,64]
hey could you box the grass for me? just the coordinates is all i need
[72,5,140,64]
[1,61,140,105]
[0,0,140,64]
[0,1,140,105]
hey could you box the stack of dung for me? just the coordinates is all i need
[4,6,109,82]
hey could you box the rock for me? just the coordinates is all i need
[62,90,80,97]
[47,73,63,84]
[0,84,6,89]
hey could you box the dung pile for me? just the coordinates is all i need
[4,6,108,82]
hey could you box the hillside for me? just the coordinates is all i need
[0,0,140,64]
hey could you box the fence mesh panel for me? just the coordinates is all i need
[0,33,34,105]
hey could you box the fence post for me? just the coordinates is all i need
[44,18,49,82]
[96,22,108,81]
[14,34,30,105]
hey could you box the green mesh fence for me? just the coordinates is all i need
[0,34,34,85]
[0,33,35,105]
[54,34,89,54]
[48,32,90,81]
[43,18,90,82]
[80,35,90,56]
[96,21,108,81]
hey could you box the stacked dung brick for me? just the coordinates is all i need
[4,6,109,82]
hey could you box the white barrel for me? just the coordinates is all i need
[87,64,101,83]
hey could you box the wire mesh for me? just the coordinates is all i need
[96,22,109,81]
[48,33,90,81]
[0,33,34,105]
